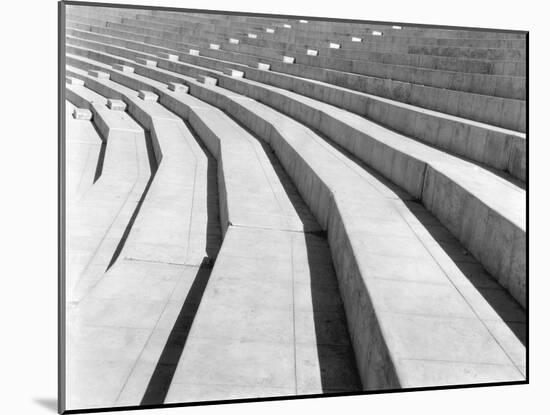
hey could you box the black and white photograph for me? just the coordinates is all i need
[5,0,548,414]
[59,0,529,412]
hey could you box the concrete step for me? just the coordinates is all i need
[64,41,527,307]
[136,11,526,47]
[156,50,527,308]
[64,61,223,409]
[192,12,525,41]
[66,54,363,403]
[127,13,526,73]
[66,58,323,236]
[192,76,526,385]
[156,227,361,402]
[68,7,524,52]
[65,81,142,144]
[66,51,525,390]
[64,99,102,201]
[65,28,526,133]
[64,83,151,303]
[229,37,526,77]
[104,14,526,75]
[65,16,526,80]
[66,64,220,265]
[65,25,526,183]
[100,18,525,99]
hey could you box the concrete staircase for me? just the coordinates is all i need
[64,4,527,411]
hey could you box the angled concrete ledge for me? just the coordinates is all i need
[112,63,135,72]
[72,107,92,120]
[197,75,218,86]
[157,51,179,61]
[168,82,189,93]
[107,98,126,110]
[138,90,159,102]
[66,76,85,85]
[87,69,110,79]
[135,57,157,66]
[222,68,245,78]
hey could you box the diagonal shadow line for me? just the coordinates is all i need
[404,200,527,346]
[93,139,107,183]
[81,113,106,184]
[309,121,526,346]
[182,119,222,260]
[140,257,214,405]
[106,127,158,271]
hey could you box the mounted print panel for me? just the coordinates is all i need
[59,1,527,413]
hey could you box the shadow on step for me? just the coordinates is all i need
[106,128,158,271]
[223,109,363,393]
[93,139,106,183]
[184,119,222,260]
[309,125,525,346]
[404,200,526,346]
[303,233,363,393]
[139,118,221,405]
[140,257,214,405]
